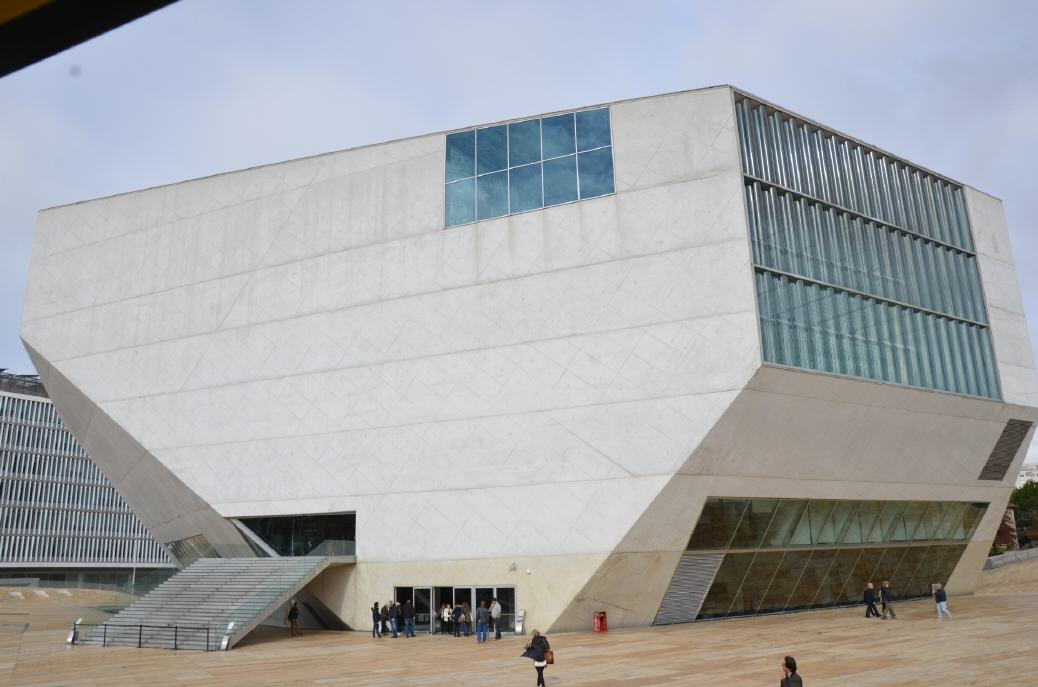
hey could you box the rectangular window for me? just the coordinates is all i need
[444,107,615,228]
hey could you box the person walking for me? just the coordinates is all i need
[522,629,552,687]
[934,583,952,620]
[863,582,880,618]
[285,599,302,637]
[475,600,489,643]
[880,580,897,620]
[453,602,463,637]
[402,598,416,637]
[380,602,390,635]
[371,602,382,638]
[780,656,802,686]
[490,597,503,640]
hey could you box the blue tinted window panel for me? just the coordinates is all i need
[755,270,1000,399]
[508,119,541,167]
[578,147,615,199]
[445,178,475,227]
[445,131,475,183]
[476,171,508,220]
[543,155,578,206]
[576,108,611,151]
[542,113,575,159]
[477,125,508,175]
[509,163,543,214]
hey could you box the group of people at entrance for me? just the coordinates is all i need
[371,599,417,638]
[370,598,504,641]
[438,599,502,642]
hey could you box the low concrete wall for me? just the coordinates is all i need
[984,547,1038,570]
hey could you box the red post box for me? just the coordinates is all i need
[593,611,608,632]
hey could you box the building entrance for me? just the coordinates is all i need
[396,585,517,634]
[394,586,432,634]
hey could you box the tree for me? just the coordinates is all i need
[1011,481,1038,547]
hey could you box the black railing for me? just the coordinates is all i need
[70,621,214,651]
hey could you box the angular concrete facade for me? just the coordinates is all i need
[21,86,1038,632]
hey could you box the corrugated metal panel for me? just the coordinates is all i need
[652,553,724,625]
[979,420,1034,480]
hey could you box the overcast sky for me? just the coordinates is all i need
[2,0,1036,460]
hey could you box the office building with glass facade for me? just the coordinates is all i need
[20,86,1038,632]
[0,372,172,587]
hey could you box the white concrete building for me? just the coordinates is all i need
[1017,463,1038,489]
[20,86,1038,633]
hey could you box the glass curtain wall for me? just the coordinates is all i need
[735,95,1000,399]
[237,513,355,557]
[445,107,615,227]
[0,389,170,568]
[689,497,986,619]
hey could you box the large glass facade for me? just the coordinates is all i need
[689,497,985,619]
[238,513,355,557]
[735,95,1000,399]
[0,383,171,568]
[445,107,615,228]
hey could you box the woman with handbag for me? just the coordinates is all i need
[521,629,552,686]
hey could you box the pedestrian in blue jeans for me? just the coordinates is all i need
[402,598,416,637]
[390,602,399,638]
[475,600,489,643]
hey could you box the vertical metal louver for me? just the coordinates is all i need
[978,420,1034,480]
[652,553,724,625]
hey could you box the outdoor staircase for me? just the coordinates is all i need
[76,557,338,650]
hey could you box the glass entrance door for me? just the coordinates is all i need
[414,587,432,634]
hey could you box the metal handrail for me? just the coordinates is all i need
[69,620,214,651]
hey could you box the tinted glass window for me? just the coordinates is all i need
[444,108,614,228]
[446,131,475,183]
[542,113,575,158]
[446,179,475,227]
[576,107,611,151]
[477,125,507,175]
[578,147,615,199]
[508,119,541,167]
[543,155,578,207]
[509,163,542,214]
[477,171,508,220]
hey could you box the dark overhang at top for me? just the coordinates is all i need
[0,0,176,78]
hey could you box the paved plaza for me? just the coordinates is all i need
[2,559,1036,686]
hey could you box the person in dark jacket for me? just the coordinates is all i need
[285,599,302,636]
[521,629,551,686]
[380,602,390,634]
[863,582,879,618]
[934,583,952,620]
[371,602,382,638]
[780,656,802,686]
[880,580,897,619]
[391,602,400,638]
[402,599,416,637]
[453,603,463,637]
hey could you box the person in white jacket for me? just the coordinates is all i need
[490,597,503,640]
[441,603,453,636]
